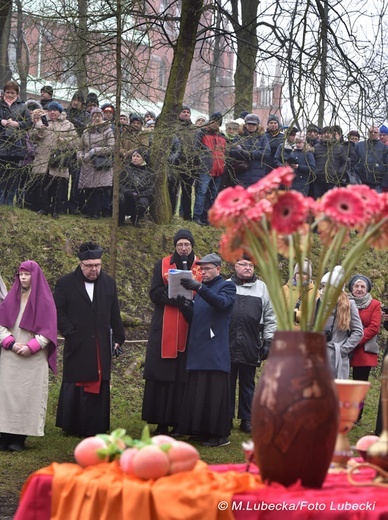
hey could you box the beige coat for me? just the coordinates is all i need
[30,111,80,179]
[0,297,50,436]
[78,122,114,189]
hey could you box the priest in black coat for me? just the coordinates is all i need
[54,242,125,436]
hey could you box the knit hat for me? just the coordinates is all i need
[86,92,99,107]
[90,107,103,117]
[173,229,194,247]
[130,113,143,123]
[244,113,260,125]
[47,101,63,113]
[380,125,388,135]
[321,266,345,288]
[181,105,191,113]
[267,114,280,124]
[293,259,313,279]
[307,124,320,133]
[78,242,103,260]
[41,85,53,96]
[144,110,156,119]
[348,274,372,293]
[209,112,223,125]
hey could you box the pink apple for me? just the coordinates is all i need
[74,437,108,468]
[167,441,199,474]
[119,448,137,474]
[132,445,170,480]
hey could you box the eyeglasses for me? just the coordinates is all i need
[81,262,101,269]
[236,262,254,268]
[199,266,217,272]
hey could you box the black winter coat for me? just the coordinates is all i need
[54,267,125,383]
[0,97,32,159]
[314,140,347,183]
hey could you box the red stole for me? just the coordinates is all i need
[75,340,102,394]
[161,255,202,359]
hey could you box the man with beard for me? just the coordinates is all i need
[54,242,125,436]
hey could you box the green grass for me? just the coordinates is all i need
[0,206,386,516]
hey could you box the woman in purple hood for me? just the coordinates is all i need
[0,260,57,451]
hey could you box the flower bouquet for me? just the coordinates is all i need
[209,166,388,332]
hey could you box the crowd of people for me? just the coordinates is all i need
[1,80,388,227]
[0,233,386,451]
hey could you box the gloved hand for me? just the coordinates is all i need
[180,278,202,291]
[112,345,123,358]
[239,149,251,161]
[261,340,272,361]
[175,295,192,310]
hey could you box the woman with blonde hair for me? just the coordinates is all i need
[318,266,363,379]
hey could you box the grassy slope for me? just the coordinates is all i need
[0,206,387,515]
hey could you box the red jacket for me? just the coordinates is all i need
[350,298,381,367]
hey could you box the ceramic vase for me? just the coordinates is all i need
[251,331,339,488]
[331,379,370,469]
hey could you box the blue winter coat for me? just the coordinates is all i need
[186,275,236,373]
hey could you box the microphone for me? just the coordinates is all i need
[181,255,188,270]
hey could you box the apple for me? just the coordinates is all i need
[167,441,199,474]
[119,448,137,474]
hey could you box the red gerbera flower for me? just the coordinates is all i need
[319,188,366,227]
[271,191,309,234]
[218,225,248,262]
[244,198,273,227]
[248,166,295,200]
[209,186,254,227]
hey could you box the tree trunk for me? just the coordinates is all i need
[108,0,123,278]
[231,0,260,118]
[149,0,204,224]
[0,0,12,85]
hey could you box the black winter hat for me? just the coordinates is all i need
[41,85,53,96]
[130,113,143,123]
[209,112,223,125]
[86,92,99,107]
[78,242,103,260]
[348,274,373,293]
[173,229,194,247]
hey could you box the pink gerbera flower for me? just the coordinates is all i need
[209,186,254,227]
[346,185,383,217]
[248,166,295,200]
[319,187,366,227]
[244,198,273,227]
[271,191,309,234]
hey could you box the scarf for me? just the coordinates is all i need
[352,293,372,310]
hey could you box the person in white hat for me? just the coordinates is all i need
[318,266,363,379]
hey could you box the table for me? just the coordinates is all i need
[14,461,388,519]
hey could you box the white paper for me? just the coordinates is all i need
[168,269,194,299]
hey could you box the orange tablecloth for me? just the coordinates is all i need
[14,461,387,520]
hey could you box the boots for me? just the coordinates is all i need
[8,434,27,452]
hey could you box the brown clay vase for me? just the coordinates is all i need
[251,331,339,488]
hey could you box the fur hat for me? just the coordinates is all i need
[78,242,103,260]
[173,229,194,247]
[321,266,345,288]
[293,259,313,279]
[47,101,63,113]
[25,99,43,111]
[348,274,372,293]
